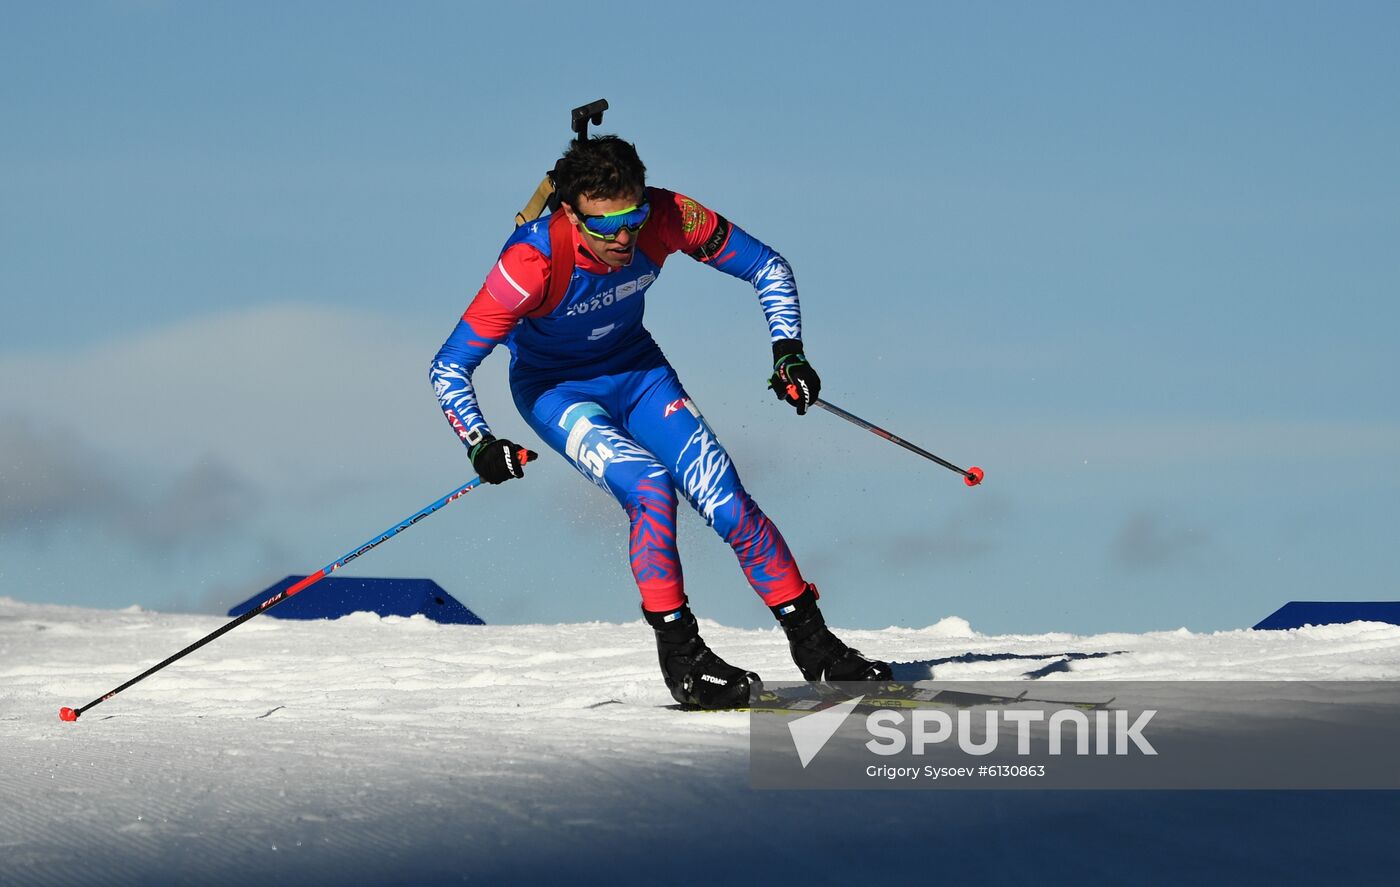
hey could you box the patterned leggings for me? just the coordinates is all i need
[514,361,806,612]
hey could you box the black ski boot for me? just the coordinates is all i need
[644,604,761,709]
[770,585,893,682]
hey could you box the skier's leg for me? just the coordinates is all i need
[623,365,806,608]
[625,366,891,682]
[768,587,893,682]
[517,386,685,611]
[516,379,760,706]
[642,603,760,708]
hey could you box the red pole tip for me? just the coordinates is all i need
[59,707,78,722]
[964,466,984,487]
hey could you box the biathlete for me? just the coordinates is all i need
[430,135,891,708]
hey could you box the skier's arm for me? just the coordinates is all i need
[429,318,503,448]
[651,189,802,344]
[651,190,817,412]
[429,243,549,449]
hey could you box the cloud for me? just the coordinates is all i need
[795,493,1010,577]
[1110,511,1214,571]
[120,455,263,553]
[885,528,995,567]
[883,493,1011,567]
[0,412,262,552]
[0,414,128,533]
[0,303,466,557]
[0,304,632,613]
[0,303,458,491]
[967,416,1400,475]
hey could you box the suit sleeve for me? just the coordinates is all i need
[651,188,802,343]
[428,243,548,448]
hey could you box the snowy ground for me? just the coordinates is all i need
[4,596,1400,886]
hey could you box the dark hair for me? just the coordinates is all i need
[552,135,647,208]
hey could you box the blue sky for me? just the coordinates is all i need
[2,2,1397,634]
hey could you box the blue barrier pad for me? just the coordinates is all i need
[1253,601,1400,631]
[228,576,485,624]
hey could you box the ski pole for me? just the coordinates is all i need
[58,466,515,722]
[811,398,984,487]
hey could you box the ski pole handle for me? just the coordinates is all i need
[812,398,984,487]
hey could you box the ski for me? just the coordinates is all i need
[730,684,1114,714]
[586,683,1115,714]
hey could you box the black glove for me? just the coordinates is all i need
[769,339,821,415]
[469,436,539,485]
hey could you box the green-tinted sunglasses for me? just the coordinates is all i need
[575,199,651,241]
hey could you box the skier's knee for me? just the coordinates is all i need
[625,474,678,521]
[711,489,761,546]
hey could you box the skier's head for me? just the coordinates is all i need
[554,135,649,269]
[553,134,647,208]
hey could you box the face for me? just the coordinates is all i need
[565,191,645,268]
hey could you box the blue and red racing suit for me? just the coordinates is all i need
[430,188,807,612]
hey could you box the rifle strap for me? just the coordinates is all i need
[531,210,576,318]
